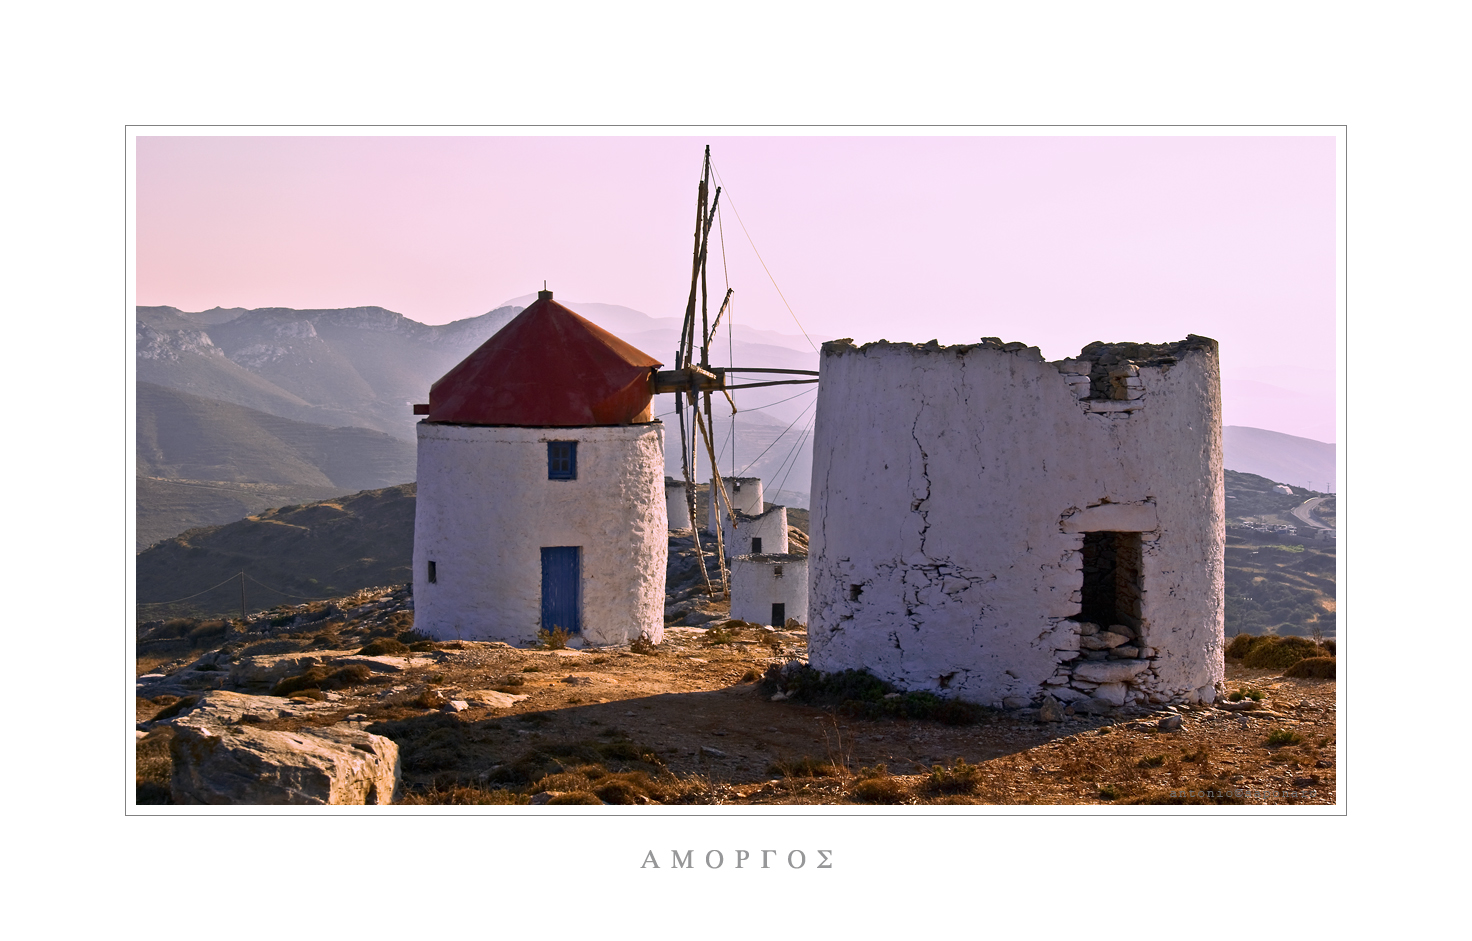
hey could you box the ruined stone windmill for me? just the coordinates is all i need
[653,146,819,598]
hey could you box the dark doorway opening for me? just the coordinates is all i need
[1079,532,1143,629]
[751,537,763,554]
[771,602,786,626]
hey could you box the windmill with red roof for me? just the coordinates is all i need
[410,288,670,648]
[409,146,816,647]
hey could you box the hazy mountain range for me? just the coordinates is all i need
[1221,426,1335,493]
[134,300,1332,550]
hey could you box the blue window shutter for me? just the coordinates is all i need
[548,441,577,480]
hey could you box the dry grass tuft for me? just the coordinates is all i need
[398,784,528,805]
[769,755,846,779]
[545,791,605,804]
[135,728,175,804]
[848,765,910,803]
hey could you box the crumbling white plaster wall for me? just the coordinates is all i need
[666,478,691,530]
[731,554,808,626]
[707,477,762,532]
[721,505,789,560]
[807,337,1224,707]
[413,422,667,646]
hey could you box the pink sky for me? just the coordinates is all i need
[135,134,1338,440]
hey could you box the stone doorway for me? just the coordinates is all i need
[1079,531,1143,630]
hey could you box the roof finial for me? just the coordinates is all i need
[538,281,552,301]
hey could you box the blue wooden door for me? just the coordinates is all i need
[541,546,582,633]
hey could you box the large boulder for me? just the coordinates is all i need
[228,653,331,685]
[170,724,401,805]
[150,690,333,729]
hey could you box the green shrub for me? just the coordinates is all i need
[704,625,738,645]
[1242,635,1325,669]
[762,664,993,725]
[1266,728,1303,747]
[921,759,984,796]
[1284,656,1336,679]
[1225,633,1266,659]
[536,627,571,650]
[188,619,228,642]
[270,664,373,696]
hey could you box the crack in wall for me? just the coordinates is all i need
[910,403,933,559]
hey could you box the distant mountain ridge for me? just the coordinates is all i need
[137,304,524,440]
[136,382,416,550]
[135,301,1333,547]
[137,382,415,490]
[1222,426,1336,492]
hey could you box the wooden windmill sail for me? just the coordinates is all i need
[652,146,819,596]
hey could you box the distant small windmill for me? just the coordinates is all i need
[652,146,818,596]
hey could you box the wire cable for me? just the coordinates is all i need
[710,160,819,352]
[738,398,816,477]
[244,572,331,601]
[137,572,246,607]
[733,386,817,413]
[771,414,816,502]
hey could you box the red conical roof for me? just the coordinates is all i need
[426,292,662,426]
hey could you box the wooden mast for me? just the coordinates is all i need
[657,146,820,598]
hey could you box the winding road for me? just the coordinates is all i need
[1290,496,1333,531]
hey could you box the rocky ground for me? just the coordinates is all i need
[136,526,1336,806]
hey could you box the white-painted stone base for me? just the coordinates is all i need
[807,336,1224,707]
[413,422,667,646]
[707,477,762,533]
[721,505,788,560]
[731,554,808,626]
[665,477,691,530]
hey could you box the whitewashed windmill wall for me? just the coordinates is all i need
[665,478,691,530]
[731,554,808,626]
[707,476,762,533]
[721,504,788,559]
[806,336,1224,708]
